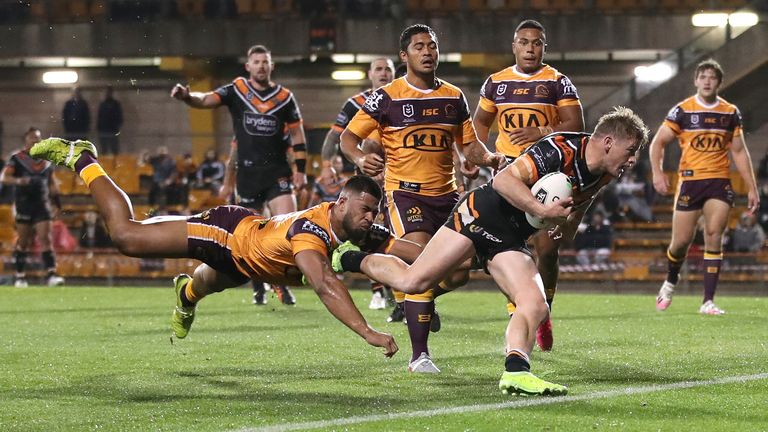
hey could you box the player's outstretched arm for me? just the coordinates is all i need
[321,129,342,163]
[295,249,398,357]
[170,84,221,109]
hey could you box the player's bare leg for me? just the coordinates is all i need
[13,223,34,287]
[530,231,560,351]
[487,251,567,396]
[35,220,64,285]
[657,209,700,310]
[699,199,729,314]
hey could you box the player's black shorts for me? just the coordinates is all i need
[15,202,52,224]
[237,176,293,211]
[675,178,735,211]
[443,183,533,269]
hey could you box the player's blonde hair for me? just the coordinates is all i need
[594,106,650,149]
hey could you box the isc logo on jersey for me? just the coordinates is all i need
[500,107,549,130]
[403,127,452,152]
[525,172,572,229]
[243,112,278,136]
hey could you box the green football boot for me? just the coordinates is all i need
[171,274,195,339]
[499,371,568,396]
[30,137,98,171]
[331,240,361,273]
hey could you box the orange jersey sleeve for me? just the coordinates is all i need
[230,203,337,285]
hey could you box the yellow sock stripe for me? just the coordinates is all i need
[506,302,517,315]
[80,163,107,187]
[666,249,685,263]
[393,289,406,303]
[544,287,556,301]
[703,252,723,260]
[405,288,434,302]
[184,279,200,303]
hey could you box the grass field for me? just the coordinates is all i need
[1,284,767,431]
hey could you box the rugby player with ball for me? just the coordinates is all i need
[332,106,649,395]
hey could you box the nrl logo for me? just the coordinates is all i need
[691,114,699,124]
[403,103,414,118]
[496,84,507,96]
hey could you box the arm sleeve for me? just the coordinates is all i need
[519,140,565,183]
[285,94,303,127]
[347,88,389,140]
[287,218,333,257]
[662,105,684,135]
[456,91,479,146]
[555,74,581,106]
[732,107,744,137]
[477,76,498,113]
[213,83,233,107]
[332,99,360,132]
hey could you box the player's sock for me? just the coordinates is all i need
[371,282,385,296]
[433,281,452,298]
[544,286,556,310]
[393,289,406,304]
[505,349,531,372]
[339,250,369,272]
[666,249,685,285]
[41,250,56,274]
[507,302,517,315]
[703,250,723,303]
[405,298,434,362]
[13,250,27,274]
[182,279,199,306]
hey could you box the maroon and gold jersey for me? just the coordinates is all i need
[478,65,581,158]
[347,77,478,196]
[663,95,743,181]
[196,202,394,285]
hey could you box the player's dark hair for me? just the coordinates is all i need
[247,44,271,57]
[594,106,650,149]
[394,63,408,79]
[343,175,382,201]
[694,58,724,84]
[515,19,545,35]
[399,24,437,52]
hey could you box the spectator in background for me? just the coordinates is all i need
[62,86,90,141]
[574,212,613,267]
[731,211,765,253]
[195,149,225,192]
[78,211,112,249]
[174,153,197,208]
[310,157,347,206]
[615,172,654,222]
[148,146,178,210]
[96,86,123,155]
[757,183,768,232]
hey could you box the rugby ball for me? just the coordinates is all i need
[525,172,573,229]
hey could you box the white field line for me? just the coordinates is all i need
[233,372,768,432]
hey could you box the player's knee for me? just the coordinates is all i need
[445,269,469,288]
[400,273,433,294]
